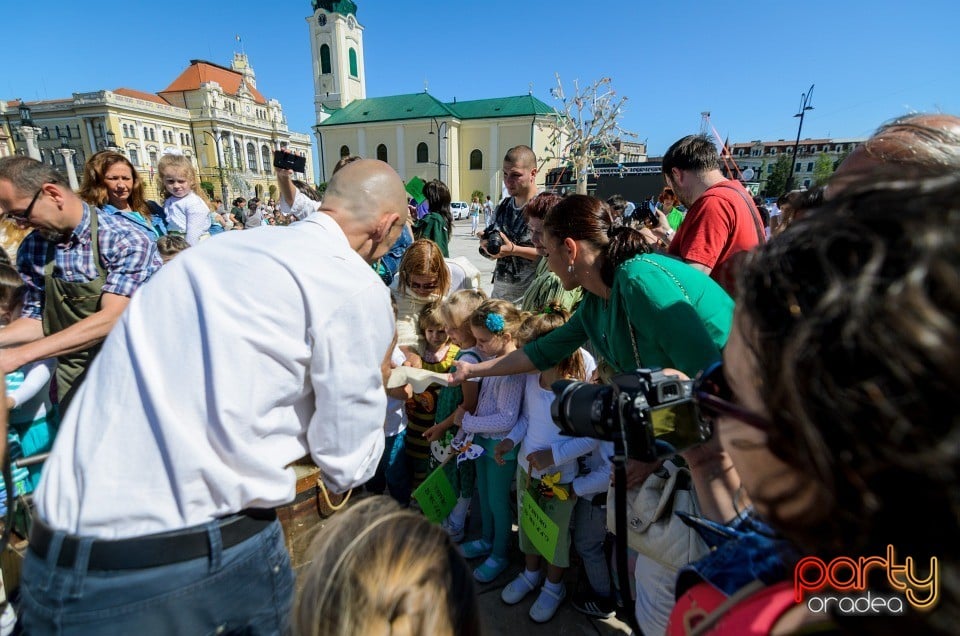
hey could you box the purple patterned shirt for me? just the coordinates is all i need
[17,204,162,320]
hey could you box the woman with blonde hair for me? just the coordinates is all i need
[78,150,166,239]
[293,496,480,636]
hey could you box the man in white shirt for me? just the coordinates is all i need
[20,159,410,635]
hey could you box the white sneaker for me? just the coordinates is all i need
[529,584,566,623]
[500,571,541,605]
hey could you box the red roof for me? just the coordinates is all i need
[159,60,266,104]
[113,88,171,106]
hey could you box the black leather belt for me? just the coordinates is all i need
[28,508,277,571]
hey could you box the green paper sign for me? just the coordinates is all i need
[412,464,457,523]
[520,491,559,560]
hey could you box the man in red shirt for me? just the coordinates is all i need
[658,135,765,294]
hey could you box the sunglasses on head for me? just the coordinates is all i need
[694,362,770,431]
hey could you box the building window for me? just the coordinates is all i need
[806,162,814,172]
[796,162,802,173]
[340,145,350,158]
[416,142,428,163]
[767,164,773,174]
[736,149,744,157]
[786,147,793,154]
[769,148,777,156]
[247,143,258,173]
[262,145,271,173]
[470,149,482,170]
[348,48,358,78]
[803,179,811,188]
[376,144,388,162]
[128,148,139,166]
[149,150,158,167]
[233,140,243,169]
[122,124,128,137]
[320,44,332,74]
[42,127,50,139]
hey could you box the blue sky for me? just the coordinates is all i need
[6,0,958,159]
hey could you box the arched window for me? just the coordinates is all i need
[340,145,350,158]
[247,143,259,173]
[55,125,61,138]
[470,149,483,170]
[262,145,271,173]
[234,140,243,169]
[128,148,139,166]
[348,48,358,78]
[376,144,388,162]
[320,44,331,74]
[416,142,428,163]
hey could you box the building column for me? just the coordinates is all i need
[395,125,405,178]
[489,125,500,198]
[21,127,42,160]
[84,118,98,154]
[58,148,79,189]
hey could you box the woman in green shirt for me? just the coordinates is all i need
[413,179,453,257]
[451,194,733,383]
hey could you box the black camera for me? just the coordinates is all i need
[478,227,504,258]
[640,200,661,228]
[273,150,307,174]
[551,368,712,462]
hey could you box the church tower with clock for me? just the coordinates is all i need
[308,0,366,123]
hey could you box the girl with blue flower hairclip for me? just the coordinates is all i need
[454,299,527,584]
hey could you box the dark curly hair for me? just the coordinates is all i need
[736,169,960,634]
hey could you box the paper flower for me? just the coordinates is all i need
[451,433,485,466]
[485,313,505,334]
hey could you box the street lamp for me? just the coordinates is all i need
[786,84,814,193]
[428,117,448,181]
[202,130,230,204]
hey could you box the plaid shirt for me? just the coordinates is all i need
[18,204,162,320]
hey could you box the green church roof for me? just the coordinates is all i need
[319,93,556,126]
[312,0,357,16]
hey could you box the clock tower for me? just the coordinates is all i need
[308,1,366,123]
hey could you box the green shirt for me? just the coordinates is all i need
[524,254,733,378]
[413,212,450,257]
[666,206,685,231]
[519,258,583,314]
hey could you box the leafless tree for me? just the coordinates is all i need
[543,74,637,194]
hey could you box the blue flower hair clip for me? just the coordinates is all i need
[485,313,505,334]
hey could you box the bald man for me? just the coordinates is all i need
[20,160,410,635]
[834,113,960,180]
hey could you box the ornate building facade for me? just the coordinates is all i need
[1,54,312,202]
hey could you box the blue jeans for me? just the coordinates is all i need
[573,497,612,598]
[19,519,294,635]
[367,431,411,506]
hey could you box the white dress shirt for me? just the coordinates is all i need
[278,190,320,221]
[35,213,393,539]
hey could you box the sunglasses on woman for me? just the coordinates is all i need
[694,362,771,432]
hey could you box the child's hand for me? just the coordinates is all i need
[423,423,446,442]
[493,439,514,465]
[526,449,556,472]
[403,352,423,369]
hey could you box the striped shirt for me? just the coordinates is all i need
[18,203,162,320]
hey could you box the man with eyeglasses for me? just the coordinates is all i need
[0,156,161,411]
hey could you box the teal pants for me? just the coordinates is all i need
[474,435,518,559]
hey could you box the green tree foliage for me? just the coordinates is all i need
[813,152,835,186]
[764,153,793,197]
[471,189,484,202]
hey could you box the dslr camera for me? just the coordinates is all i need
[478,227,504,258]
[551,368,712,462]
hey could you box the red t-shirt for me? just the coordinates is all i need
[667,180,764,295]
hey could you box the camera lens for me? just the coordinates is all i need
[551,380,613,439]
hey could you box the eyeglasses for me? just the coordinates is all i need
[6,185,45,221]
[694,362,771,431]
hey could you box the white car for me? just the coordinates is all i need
[450,201,469,220]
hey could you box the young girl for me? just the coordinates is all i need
[404,301,459,488]
[495,306,597,622]
[456,299,526,583]
[0,265,58,503]
[157,154,212,246]
[423,289,487,542]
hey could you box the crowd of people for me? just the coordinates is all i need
[0,113,954,636]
